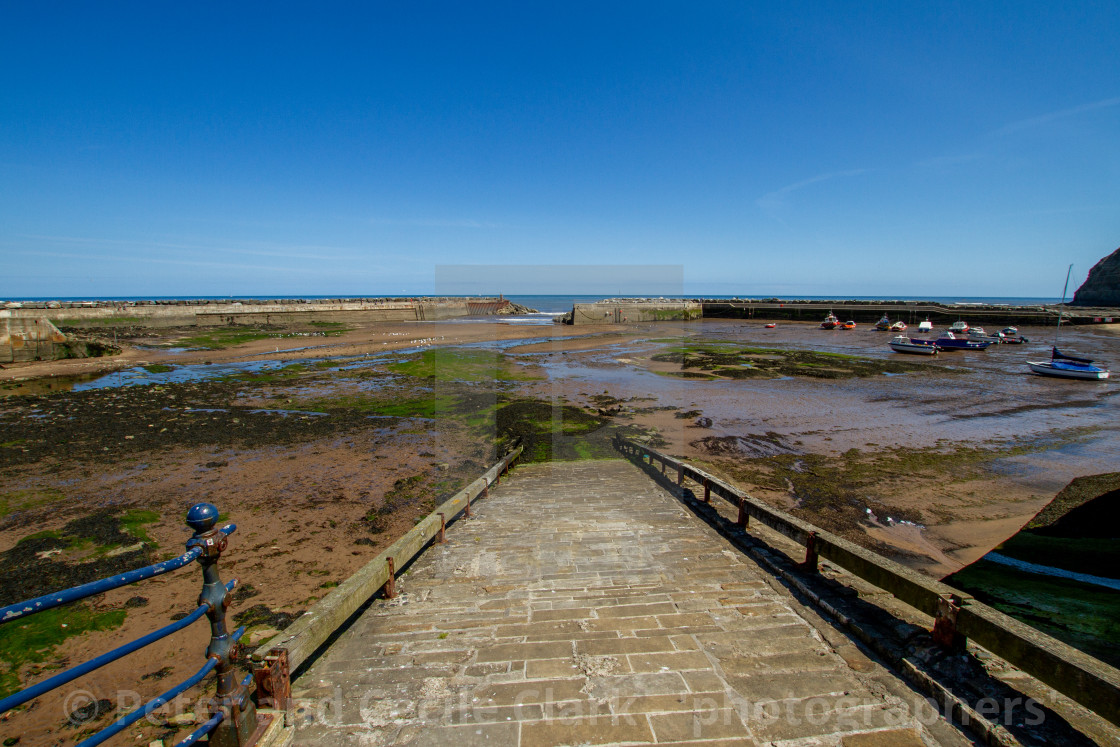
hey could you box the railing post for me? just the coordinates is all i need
[703,479,711,503]
[186,503,258,747]
[736,497,748,528]
[933,594,966,652]
[676,465,684,486]
[800,531,819,573]
[385,556,397,599]
[438,513,447,543]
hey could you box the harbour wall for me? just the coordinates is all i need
[570,299,1117,327]
[0,314,68,364]
[701,300,1117,327]
[569,300,702,325]
[2,297,514,329]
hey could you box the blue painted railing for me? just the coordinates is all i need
[0,503,259,746]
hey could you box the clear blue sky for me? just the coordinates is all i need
[2,2,1118,298]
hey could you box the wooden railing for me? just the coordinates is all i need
[614,436,1120,728]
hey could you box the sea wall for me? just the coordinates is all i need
[700,300,1116,327]
[570,300,702,325]
[0,314,68,363]
[2,297,514,329]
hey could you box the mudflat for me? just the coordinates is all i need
[1,315,1117,744]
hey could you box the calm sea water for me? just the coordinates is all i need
[6,294,1060,314]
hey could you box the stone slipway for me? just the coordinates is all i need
[290,460,964,746]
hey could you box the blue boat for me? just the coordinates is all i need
[934,331,993,350]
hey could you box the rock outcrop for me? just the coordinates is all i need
[1071,247,1120,306]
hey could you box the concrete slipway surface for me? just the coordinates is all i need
[288,459,972,746]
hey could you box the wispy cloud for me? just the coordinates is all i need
[992,96,1120,136]
[756,169,870,215]
[368,217,503,229]
[19,234,355,262]
[915,153,984,170]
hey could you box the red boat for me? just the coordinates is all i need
[820,312,840,329]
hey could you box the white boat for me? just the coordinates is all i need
[889,335,938,355]
[950,320,970,334]
[918,318,932,333]
[1027,265,1111,380]
[967,326,986,338]
[1028,359,1109,380]
[890,321,907,332]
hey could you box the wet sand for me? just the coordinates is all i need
[1,315,1117,743]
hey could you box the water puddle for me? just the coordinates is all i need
[985,552,1120,591]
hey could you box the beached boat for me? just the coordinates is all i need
[889,335,938,355]
[839,320,857,330]
[935,331,993,350]
[950,321,970,334]
[918,317,933,333]
[764,323,776,328]
[890,321,907,332]
[1027,265,1111,380]
[1028,357,1110,380]
[820,312,840,329]
[874,315,891,331]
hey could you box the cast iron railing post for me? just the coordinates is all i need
[186,502,258,746]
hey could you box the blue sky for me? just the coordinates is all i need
[2,2,1118,298]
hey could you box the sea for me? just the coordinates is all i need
[4,294,1061,314]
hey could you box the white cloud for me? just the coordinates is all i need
[756,169,870,215]
[992,96,1120,136]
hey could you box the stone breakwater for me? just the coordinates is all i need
[2,297,530,329]
[568,298,1119,326]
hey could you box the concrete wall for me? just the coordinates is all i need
[3,297,511,329]
[571,301,702,325]
[0,314,68,363]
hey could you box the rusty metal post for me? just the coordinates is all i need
[703,479,711,503]
[735,497,748,528]
[677,465,684,486]
[186,503,258,747]
[800,531,819,572]
[438,513,446,543]
[933,594,966,652]
[253,648,291,712]
[385,556,397,599]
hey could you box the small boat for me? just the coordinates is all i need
[967,326,986,338]
[820,312,840,329]
[1028,356,1110,380]
[1027,265,1111,380]
[890,321,907,332]
[950,320,970,334]
[875,314,891,331]
[839,320,857,330]
[889,335,938,355]
[935,331,993,350]
[764,323,776,328]
[1001,326,1019,336]
[918,318,933,333]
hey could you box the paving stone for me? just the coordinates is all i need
[842,727,930,746]
[289,460,941,745]
[648,710,755,741]
[520,715,655,746]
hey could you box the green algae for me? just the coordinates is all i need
[0,605,127,699]
[388,348,542,383]
[651,342,936,379]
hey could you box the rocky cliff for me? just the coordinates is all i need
[1071,247,1120,306]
